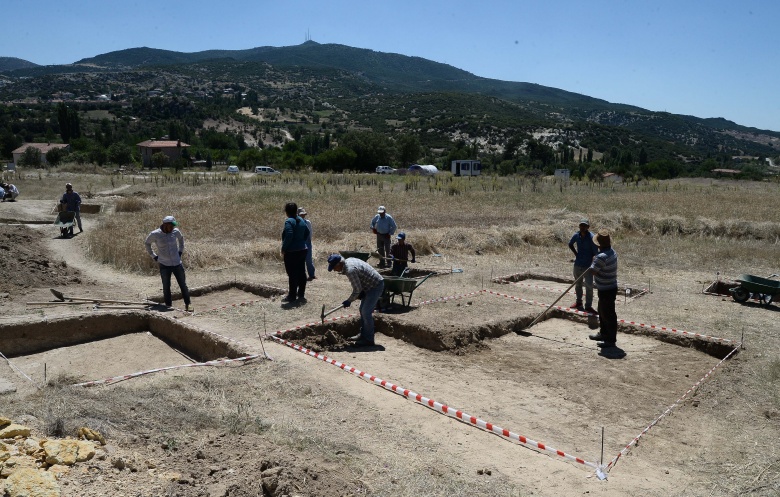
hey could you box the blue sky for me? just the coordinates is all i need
[4,0,779,132]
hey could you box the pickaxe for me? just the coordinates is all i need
[49,288,156,305]
[320,304,344,324]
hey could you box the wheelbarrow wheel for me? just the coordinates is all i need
[732,287,750,303]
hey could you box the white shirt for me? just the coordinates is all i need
[144,227,185,266]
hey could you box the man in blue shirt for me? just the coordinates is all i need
[589,230,619,350]
[370,206,396,269]
[59,183,83,233]
[568,219,598,313]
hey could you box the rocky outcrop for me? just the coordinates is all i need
[0,415,103,497]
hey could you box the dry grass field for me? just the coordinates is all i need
[1,168,779,496]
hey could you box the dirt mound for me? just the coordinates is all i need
[0,225,83,294]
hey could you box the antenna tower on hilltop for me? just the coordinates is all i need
[305,29,312,42]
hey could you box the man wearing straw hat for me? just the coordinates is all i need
[589,230,618,349]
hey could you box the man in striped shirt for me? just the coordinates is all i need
[589,230,618,349]
[328,254,385,347]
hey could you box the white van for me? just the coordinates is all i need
[254,166,281,175]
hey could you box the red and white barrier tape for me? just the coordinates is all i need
[605,344,741,472]
[74,355,261,387]
[484,289,734,344]
[270,335,599,470]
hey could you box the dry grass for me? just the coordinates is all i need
[67,173,780,276]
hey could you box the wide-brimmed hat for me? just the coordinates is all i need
[327,254,344,272]
[377,205,386,213]
[162,215,178,226]
[594,230,611,247]
[297,207,307,216]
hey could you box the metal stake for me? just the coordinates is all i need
[600,426,604,466]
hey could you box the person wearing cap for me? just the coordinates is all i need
[59,183,83,233]
[589,230,619,350]
[281,202,310,305]
[144,216,192,312]
[568,218,598,313]
[370,205,396,269]
[298,207,316,281]
[389,232,416,276]
[1,182,18,201]
[327,254,384,347]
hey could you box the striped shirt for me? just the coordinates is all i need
[590,248,618,290]
[341,257,384,301]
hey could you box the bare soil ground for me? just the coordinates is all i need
[1,192,779,496]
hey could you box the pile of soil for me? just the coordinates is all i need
[0,225,83,294]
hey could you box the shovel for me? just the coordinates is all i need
[50,288,155,305]
[320,304,345,324]
[521,269,590,331]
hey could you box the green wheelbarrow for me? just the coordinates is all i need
[381,273,432,308]
[730,273,780,306]
[339,250,371,262]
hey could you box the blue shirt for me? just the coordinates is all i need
[569,231,598,267]
[281,216,309,252]
[590,248,618,290]
[370,213,396,235]
[60,191,81,212]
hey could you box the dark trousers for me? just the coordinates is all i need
[597,288,618,343]
[159,263,190,307]
[391,261,408,276]
[376,233,391,267]
[284,250,308,300]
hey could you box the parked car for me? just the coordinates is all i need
[226,165,240,174]
[375,166,396,174]
[255,165,281,175]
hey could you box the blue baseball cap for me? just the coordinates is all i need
[397,232,406,240]
[327,254,343,271]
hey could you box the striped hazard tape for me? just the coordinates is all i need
[484,289,734,344]
[605,344,741,472]
[74,355,261,387]
[270,335,600,470]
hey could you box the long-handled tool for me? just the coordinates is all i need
[320,304,345,324]
[521,269,590,331]
[370,251,463,273]
[50,288,156,305]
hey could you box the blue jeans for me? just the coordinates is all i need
[305,246,315,278]
[573,264,593,307]
[159,263,190,307]
[359,281,384,342]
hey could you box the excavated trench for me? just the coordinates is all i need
[0,312,248,385]
[278,307,736,359]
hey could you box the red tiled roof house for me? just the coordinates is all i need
[137,139,190,167]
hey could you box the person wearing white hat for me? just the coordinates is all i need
[144,215,192,312]
[298,207,316,281]
[370,205,396,269]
